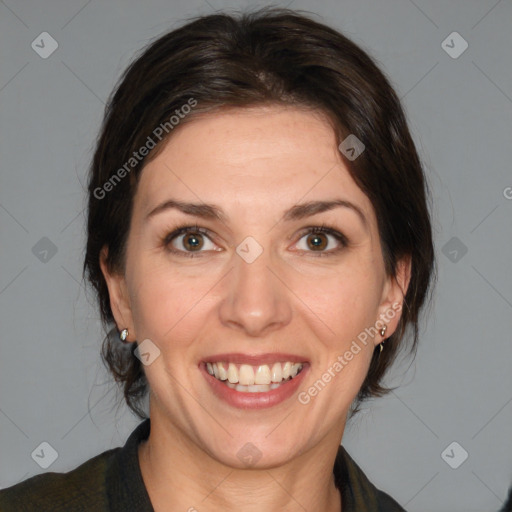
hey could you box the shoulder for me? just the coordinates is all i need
[0,447,118,512]
[335,445,407,511]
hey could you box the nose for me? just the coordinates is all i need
[218,244,292,337]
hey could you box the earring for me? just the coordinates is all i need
[378,325,387,354]
[119,328,129,342]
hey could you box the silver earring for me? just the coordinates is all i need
[120,328,129,342]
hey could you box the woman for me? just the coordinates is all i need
[0,8,435,511]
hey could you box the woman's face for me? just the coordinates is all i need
[103,105,409,468]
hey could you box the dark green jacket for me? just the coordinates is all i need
[0,419,406,511]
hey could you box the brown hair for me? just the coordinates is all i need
[84,7,436,419]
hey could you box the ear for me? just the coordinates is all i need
[375,255,412,345]
[99,246,136,342]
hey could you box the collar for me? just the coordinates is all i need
[106,418,153,511]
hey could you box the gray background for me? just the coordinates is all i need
[1,1,511,511]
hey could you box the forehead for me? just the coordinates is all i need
[136,105,374,221]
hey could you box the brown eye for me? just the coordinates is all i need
[306,232,328,251]
[294,226,348,256]
[164,225,217,256]
[181,232,204,251]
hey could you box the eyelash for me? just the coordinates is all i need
[162,223,348,259]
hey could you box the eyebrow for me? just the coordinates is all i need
[146,198,367,229]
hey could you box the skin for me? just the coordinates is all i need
[101,105,411,512]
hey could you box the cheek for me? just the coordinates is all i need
[127,257,218,344]
[290,260,381,341]
[126,241,383,354]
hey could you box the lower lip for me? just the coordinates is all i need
[201,363,309,409]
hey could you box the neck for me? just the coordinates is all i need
[138,407,344,512]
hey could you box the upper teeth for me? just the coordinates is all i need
[206,362,304,385]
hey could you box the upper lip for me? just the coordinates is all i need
[202,353,309,366]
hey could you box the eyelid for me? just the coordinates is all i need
[163,223,210,245]
[292,225,348,256]
[162,223,348,257]
[163,224,218,257]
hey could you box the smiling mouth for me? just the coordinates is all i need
[205,361,305,393]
